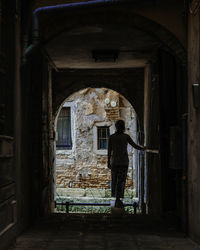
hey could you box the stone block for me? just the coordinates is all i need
[56,188,85,197]
[85,188,105,197]
[124,189,135,198]
[57,184,66,188]
[105,189,111,197]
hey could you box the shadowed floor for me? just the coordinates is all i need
[10,213,200,250]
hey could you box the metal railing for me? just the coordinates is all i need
[55,201,138,214]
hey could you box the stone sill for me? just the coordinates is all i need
[56,188,136,198]
[94,149,107,155]
[56,150,72,155]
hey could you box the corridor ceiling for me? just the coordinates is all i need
[45,25,160,69]
[31,0,186,69]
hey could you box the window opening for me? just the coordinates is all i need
[97,126,110,150]
[56,107,72,149]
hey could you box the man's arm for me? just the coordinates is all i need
[107,137,112,169]
[127,135,146,151]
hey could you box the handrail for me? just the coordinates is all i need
[146,149,159,154]
[55,201,138,214]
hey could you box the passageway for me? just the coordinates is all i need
[21,0,187,231]
[54,87,139,214]
[4,1,200,249]
[11,214,199,250]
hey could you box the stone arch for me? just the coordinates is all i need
[54,82,138,116]
[53,69,144,127]
[54,86,139,206]
[54,81,144,133]
[39,7,186,64]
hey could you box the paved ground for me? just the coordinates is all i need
[11,213,200,250]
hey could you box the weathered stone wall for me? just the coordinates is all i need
[56,88,136,190]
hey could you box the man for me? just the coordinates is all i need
[108,120,146,208]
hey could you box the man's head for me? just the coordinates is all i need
[115,119,125,133]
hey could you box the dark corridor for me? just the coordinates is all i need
[2,1,200,249]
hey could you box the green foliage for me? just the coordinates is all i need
[55,188,138,214]
[55,198,138,214]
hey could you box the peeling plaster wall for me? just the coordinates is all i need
[56,88,137,191]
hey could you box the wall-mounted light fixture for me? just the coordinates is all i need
[111,101,117,107]
[105,98,110,104]
[192,83,200,108]
[92,49,119,62]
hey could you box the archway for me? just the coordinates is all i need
[30,4,186,64]
[23,2,187,227]
[54,87,143,213]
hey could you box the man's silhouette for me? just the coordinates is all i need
[108,119,145,208]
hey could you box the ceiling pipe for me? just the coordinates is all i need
[25,0,156,57]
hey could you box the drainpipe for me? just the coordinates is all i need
[25,0,155,57]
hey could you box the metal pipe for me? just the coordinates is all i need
[25,0,154,56]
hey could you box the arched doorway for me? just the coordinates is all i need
[24,2,187,228]
[54,87,142,213]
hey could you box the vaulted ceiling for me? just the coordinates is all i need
[30,0,186,70]
[45,25,160,69]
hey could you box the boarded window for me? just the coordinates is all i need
[97,126,110,150]
[56,107,72,149]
